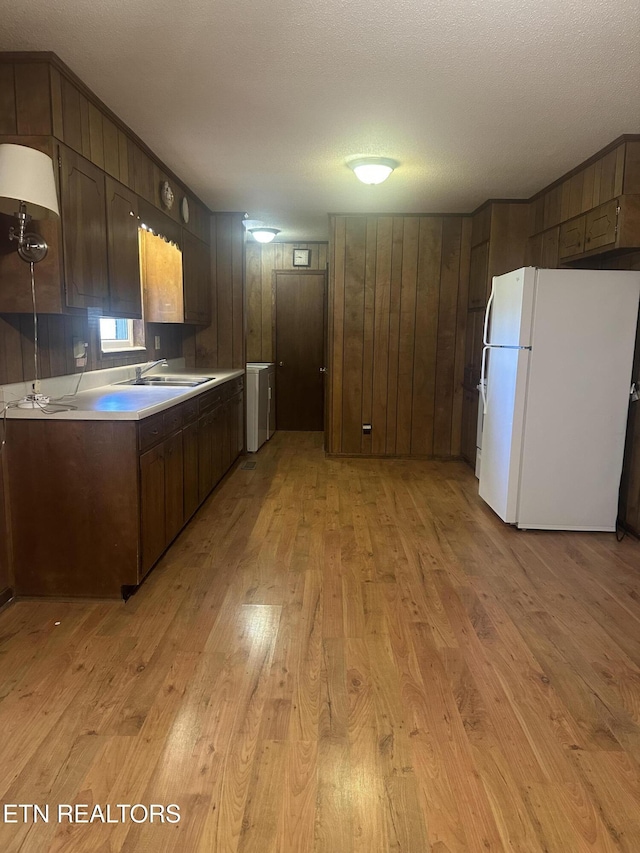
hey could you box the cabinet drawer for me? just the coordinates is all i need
[163,405,183,436]
[584,199,618,252]
[199,387,224,414]
[559,216,586,260]
[138,412,165,452]
[183,397,199,425]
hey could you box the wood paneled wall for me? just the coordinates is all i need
[0,312,185,388]
[185,213,245,370]
[328,214,471,457]
[245,241,328,362]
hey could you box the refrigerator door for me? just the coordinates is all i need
[478,345,530,522]
[516,269,640,530]
[485,267,536,347]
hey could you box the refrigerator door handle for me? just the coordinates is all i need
[481,346,489,414]
[483,282,496,346]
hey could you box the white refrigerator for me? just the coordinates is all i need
[479,267,640,531]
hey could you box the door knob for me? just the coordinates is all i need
[279,361,284,367]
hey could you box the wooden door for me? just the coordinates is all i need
[59,144,109,309]
[275,271,326,431]
[105,176,142,318]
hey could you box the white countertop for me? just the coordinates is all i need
[4,368,244,421]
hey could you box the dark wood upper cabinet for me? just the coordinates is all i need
[105,176,142,318]
[557,195,640,262]
[584,198,618,251]
[59,144,109,310]
[183,229,211,325]
[559,216,586,260]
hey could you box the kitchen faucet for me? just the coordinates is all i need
[135,358,168,381]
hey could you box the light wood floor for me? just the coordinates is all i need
[2,432,640,852]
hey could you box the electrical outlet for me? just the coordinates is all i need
[73,338,88,360]
[154,335,161,350]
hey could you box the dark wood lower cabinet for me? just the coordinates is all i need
[164,430,184,545]
[183,420,200,522]
[140,442,166,574]
[5,376,244,598]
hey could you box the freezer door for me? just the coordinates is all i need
[485,267,536,347]
[478,345,530,523]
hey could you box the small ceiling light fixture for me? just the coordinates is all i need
[348,156,399,185]
[242,214,265,232]
[249,227,280,243]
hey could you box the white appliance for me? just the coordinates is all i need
[479,267,640,531]
[246,363,275,452]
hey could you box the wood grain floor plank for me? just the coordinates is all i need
[0,434,639,852]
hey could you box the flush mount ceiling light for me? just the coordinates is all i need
[242,216,264,231]
[348,157,399,185]
[249,227,280,243]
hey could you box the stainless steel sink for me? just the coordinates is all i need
[118,375,215,387]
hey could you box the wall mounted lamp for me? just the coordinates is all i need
[0,143,60,263]
[249,227,280,244]
[0,143,60,408]
[348,156,399,185]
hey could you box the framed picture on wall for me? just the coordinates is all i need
[293,248,311,267]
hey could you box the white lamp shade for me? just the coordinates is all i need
[0,144,60,219]
[249,227,280,243]
[349,157,399,185]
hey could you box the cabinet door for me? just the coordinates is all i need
[165,430,184,544]
[222,399,233,475]
[59,144,109,309]
[540,226,560,267]
[584,199,618,252]
[183,230,211,325]
[105,176,142,318]
[211,406,224,487]
[183,420,200,521]
[558,216,586,260]
[468,241,490,309]
[140,443,166,575]
[233,391,244,459]
[198,412,213,501]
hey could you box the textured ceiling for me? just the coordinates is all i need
[1,0,639,240]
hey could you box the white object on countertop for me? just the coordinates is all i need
[478,267,640,531]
